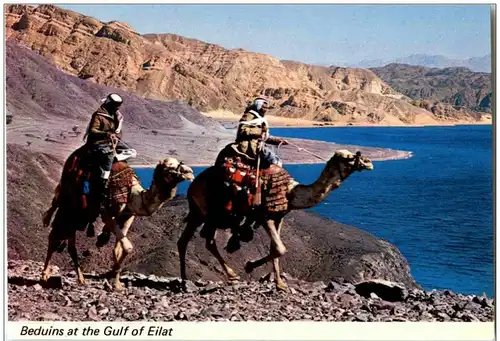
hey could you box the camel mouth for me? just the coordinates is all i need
[364,163,374,170]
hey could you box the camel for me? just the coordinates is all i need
[41,147,194,291]
[177,149,373,291]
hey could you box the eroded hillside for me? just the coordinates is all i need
[5,4,487,125]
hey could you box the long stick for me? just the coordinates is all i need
[253,140,263,206]
[285,141,328,162]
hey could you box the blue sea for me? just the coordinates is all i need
[135,125,494,297]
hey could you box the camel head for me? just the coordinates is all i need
[155,158,195,186]
[331,149,374,173]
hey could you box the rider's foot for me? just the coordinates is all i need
[239,224,254,242]
[96,231,111,247]
[86,223,95,237]
[225,235,242,253]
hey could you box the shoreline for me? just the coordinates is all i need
[130,152,414,169]
[202,110,492,129]
[270,122,492,129]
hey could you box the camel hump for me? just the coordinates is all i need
[108,163,137,207]
[111,161,129,175]
[265,164,284,174]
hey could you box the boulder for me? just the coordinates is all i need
[355,279,408,302]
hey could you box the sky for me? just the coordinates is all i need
[59,4,492,65]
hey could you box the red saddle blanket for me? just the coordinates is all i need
[65,152,136,210]
[221,157,292,214]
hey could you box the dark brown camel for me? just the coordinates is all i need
[177,149,373,291]
[41,146,194,290]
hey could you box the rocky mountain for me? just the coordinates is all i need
[4,39,235,166]
[8,39,409,166]
[4,4,487,125]
[370,63,492,113]
[5,40,409,167]
[350,54,491,73]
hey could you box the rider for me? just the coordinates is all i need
[216,97,288,168]
[83,93,127,237]
[214,97,289,252]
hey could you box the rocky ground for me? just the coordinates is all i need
[8,260,494,322]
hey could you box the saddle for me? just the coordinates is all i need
[62,145,137,221]
[222,156,258,214]
[220,156,293,215]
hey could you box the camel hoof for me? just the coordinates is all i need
[276,281,289,292]
[228,274,240,282]
[114,282,125,292]
[41,273,50,283]
[244,261,254,274]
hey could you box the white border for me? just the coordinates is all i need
[2,1,497,341]
[7,321,496,340]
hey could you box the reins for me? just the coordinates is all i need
[280,140,329,162]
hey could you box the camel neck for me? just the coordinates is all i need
[140,167,178,215]
[288,158,352,210]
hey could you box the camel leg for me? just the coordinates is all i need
[41,234,57,282]
[42,183,60,227]
[177,213,203,281]
[272,218,288,292]
[245,218,287,274]
[111,215,135,291]
[204,226,240,281]
[67,235,85,285]
[103,212,133,255]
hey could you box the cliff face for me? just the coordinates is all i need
[6,40,410,167]
[5,4,486,124]
[5,39,233,166]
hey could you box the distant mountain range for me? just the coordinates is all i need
[330,54,491,73]
[370,64,492,113]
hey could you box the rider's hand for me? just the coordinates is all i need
[107,132,116,138]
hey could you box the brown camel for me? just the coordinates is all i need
[177,149,374,291]
[41,147,194,290]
